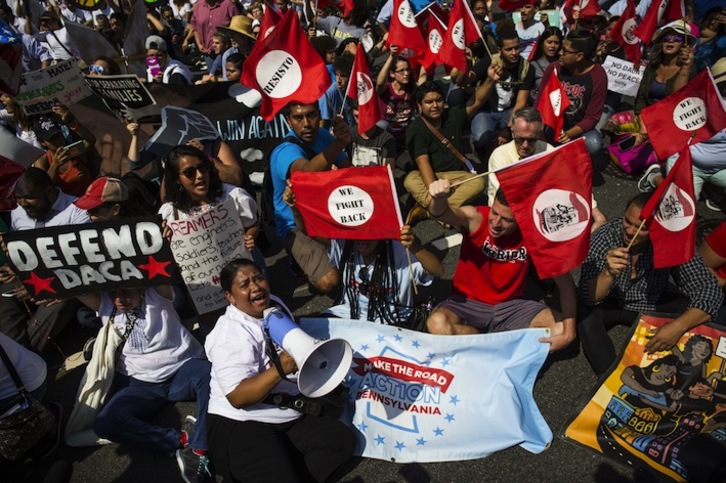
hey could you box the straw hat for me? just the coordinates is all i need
[217,15,256,40]
[657,20,697,47]
[712,57,726,86]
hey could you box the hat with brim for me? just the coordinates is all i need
[75,177,128,210]
[657,20,697,47]
[217,15,256,40]
[712,57,726,86]
[33,116,64,142]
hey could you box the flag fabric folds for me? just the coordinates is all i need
[496,139,593,279]
[259,5,281,39]
[639,145,696,269]
[640,69,726,160]
[633,0,684,45]
[291,166,403,240]
[386,0,427,54]
[438,0,477,72]
[535,68,571,141]
[241,11,331,120]
[345,45,383,134]
[608,0,642,65]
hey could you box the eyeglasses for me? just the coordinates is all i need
[180,163,212,180]
[663,34,685,43]
[513,135,540,145]
[88,64,105,74]
[561,48,580,56]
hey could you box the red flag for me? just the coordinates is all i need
[497,0,537,12]
[608,0,642,65]
[527,37,540,62]
[291,166,404,240]
[259,4,282,39]
[420,11,446,71]
[496,139,593,279]
[0,156,25,211]
[241,11,331,121]
[633,0,684,45]
[339,0,355,18]
[438,0,477,72]
[577,0,602,19]
[416,3,449,27]
[639,145,696,268]
[536,68,571,141]
[386,0,427,54]
[640,69,726,160]
[346,45,382,134]
[0,17,22,95]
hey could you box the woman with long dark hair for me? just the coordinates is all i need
[529,26,563,101]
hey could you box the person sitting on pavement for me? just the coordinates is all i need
[577,192,723,377]
[205,258,356,482]
[269,102,352,293]
[424,180,577,352]
[76,285,212,483]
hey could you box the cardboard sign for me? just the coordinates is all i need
[84,74,156,120]
[4,217,178,298]
[602,56,645,97]
[16,60,92,115]
[168,198,252,314]
[143,106,220,158]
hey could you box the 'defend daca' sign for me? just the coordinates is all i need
[4,217,178,299]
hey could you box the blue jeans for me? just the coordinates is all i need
[94,358,211,455]
[470,109,512,150]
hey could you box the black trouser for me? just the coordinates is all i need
[577,295,689,376]
[207,413,356,483]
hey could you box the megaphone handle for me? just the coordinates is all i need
[264,327,291,382]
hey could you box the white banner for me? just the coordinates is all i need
[602,56,645,97]
[16,59,92,115]
[168,198,251,314]
[300,318,552,462]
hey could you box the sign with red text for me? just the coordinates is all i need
[16,59,92,116]
[3,217,178,298]
[168,198,251,314]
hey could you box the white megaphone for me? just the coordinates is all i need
[263,307,353,398]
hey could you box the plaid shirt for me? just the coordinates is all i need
[578,218,723,316]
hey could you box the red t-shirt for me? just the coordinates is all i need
[451,206,530,305]
[706,220,726,279]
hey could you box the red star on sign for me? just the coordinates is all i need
[23,272,56,296]
[138,256,171,279]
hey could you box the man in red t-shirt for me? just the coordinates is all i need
[425,179,576,352]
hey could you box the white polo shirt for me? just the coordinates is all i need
[11,188,90,230]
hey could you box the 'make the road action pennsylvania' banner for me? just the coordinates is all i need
[300,318,552,462]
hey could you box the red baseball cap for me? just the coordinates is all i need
[75,177,128,210]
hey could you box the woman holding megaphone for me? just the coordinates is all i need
[204,259,356,483]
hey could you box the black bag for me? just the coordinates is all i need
[0,345,55,461]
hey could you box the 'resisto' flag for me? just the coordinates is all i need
[536,68,571,141]
[291,165,403,240]
[386,0,427,54]
[259,4,282,39]
[640,69,726,160]
[608,0,642,66]
[497,139,593,279]
[345,45,382,134]
[633,0,684,45]
[241,11,331,120]
[0,17,22,95]
[639,145,696,269]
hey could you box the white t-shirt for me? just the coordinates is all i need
[487,139,553,205]
[0,332,46,402]
[159,183,258,228]
[37,26,82,61]
[99,287,204,383]
[326,240,433,323]
[516,22,545,60]
[205,303,301,424]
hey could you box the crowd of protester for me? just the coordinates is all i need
[1,0,726,481]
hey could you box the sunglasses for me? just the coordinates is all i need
[88,64,105,74]
[512,135,540,145]
[180,163,212,180]
[663,34,684,43]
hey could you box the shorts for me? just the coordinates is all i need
[436,296,548,333]
[284,230,335,284]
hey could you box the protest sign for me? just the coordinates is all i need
[602,56,645,97]
[143,106,221,158]
[16,60,92,115]
[167,198,251,314]
[84,74,156,120]
[563,314,726,482]
[3,217,178,299]
[300,318,552,462]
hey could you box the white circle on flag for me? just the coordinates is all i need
[452,19,465,50]
[429,29,443,53]
[673,97,707,131]
[532,189,591,242]
[256,50,302,99]
[622,18,638,45]
[655,183,695,232]
[397,1,417,28]
[328,185,375,227]
[264,26,275,38]
[356,72,374,104]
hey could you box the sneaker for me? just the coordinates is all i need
[406,204,429,225]
[180,415,196,447]
[176,446,212,483]
[706,198,723,212]
[638,164,662,192]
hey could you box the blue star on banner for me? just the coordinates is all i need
[360,344,369,351]
[441,357,451,366]
[375,435,385,445]
[433,427,444,436]
[357,422,368,432]
[411,340,421,348]
[449,395,460,405]
[445,413,455,423]
[376,335,385,343]
[427,352,436,359]
[395,441,406,451]
[416,437,427,446]
[394,334,403,342]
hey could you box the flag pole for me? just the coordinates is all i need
[450,169,490,188]
[339,48,358,117]
[626,219,647,250]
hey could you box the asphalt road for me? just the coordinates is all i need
[5,160,723,483]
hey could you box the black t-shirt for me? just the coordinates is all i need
[405,105,468,173]
[472,57,535,112]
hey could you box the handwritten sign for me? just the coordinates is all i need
[84,74,156,120]
[602,56,645,97]
[16,60,92,115]
[168,198,251,314]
